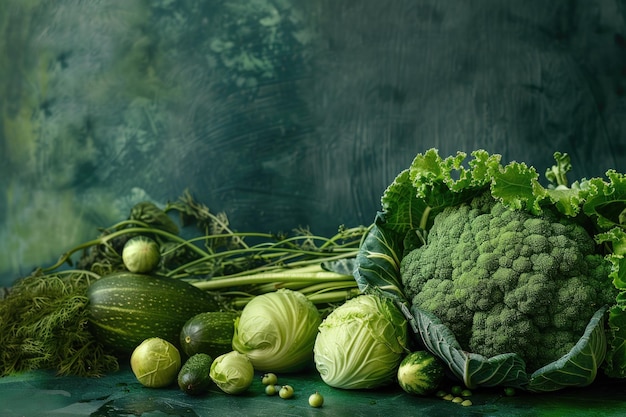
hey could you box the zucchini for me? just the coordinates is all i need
[87,272,220,354]
[179,311,239,358]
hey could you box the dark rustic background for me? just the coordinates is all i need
[1,0,625,285]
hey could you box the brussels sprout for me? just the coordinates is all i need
[232,289,321,373]
[130,337,181,388]
[122,236,161,273]
[209,351,254,394]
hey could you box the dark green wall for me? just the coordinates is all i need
[1,0,625,285]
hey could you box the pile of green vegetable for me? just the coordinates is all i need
[0,191,365,377]
[3,148,626,399]
[355,148,626,392]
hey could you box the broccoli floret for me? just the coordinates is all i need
[400,192,615,372]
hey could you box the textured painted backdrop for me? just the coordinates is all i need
[1,0,625,285]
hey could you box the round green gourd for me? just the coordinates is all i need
[397,350,446,396]
[177,353,214,395]
[179,311,239,358]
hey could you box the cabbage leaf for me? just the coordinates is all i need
[410,306,528,389]
[528,306,608,392]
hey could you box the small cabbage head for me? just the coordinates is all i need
[232,288,321,372]
[314,294,408,389]
[209,350,254,394]
[122,236,161,273]
[130,337,181,388]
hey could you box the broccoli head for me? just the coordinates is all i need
[400,191,616,372]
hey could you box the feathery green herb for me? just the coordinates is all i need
[0,270,118,377]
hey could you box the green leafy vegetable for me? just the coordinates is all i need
[0,270,118,377]
[231,288,321,373]
[410,306,528,389]
[313,293,409,389]
[209,351,254,395]
[1,191,366,377]
[354,148,626,390]
[354,215,405,301]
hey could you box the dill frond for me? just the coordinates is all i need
[0,270,118,377]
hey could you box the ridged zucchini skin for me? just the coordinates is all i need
[87,272,220,355]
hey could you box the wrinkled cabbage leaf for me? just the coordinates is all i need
[409,306,528,389]
[354,214,405,301]
[527,306,608,392]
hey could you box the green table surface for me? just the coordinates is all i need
[1,365,626,417]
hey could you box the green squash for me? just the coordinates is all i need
[179,311,239,358]
[397,350,446,396]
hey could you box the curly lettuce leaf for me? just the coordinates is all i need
[545,151,573,187]
[408,148,585,219]
[595,227,626,377]
[606,305,626,378]
[585,172,626,377]
[595,228,626,289]
[584,171,626,229]
[490,161,548,215]
[409,149,495,218]
[380,169,428,234]
[527,306,608,392]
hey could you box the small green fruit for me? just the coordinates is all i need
[308,391,324,407]
[261,372,278,386]
[279,385,294,399]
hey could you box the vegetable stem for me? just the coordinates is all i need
[190,264,354,291]
[419,206,432,231]
[225,288,361,309]
[43,223,208,272]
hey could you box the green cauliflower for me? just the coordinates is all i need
[400,191,616,372]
